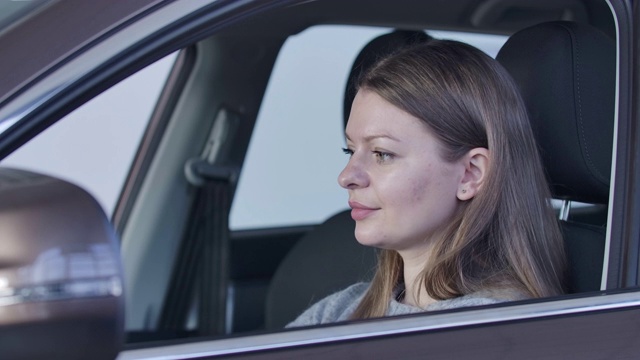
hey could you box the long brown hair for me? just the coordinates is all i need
[350,39,566,319]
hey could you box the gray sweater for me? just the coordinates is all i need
[287,282,528,327]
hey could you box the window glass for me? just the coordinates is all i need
[1,53,178,215]
[230,26,507,230]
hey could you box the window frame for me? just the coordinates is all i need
[0,0,635,358]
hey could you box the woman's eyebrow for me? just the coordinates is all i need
[345,134,401,142]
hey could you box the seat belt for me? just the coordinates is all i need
[194,164,234,336]
[159,108,238,337]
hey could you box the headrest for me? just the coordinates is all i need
[343,30,432,127]
[497,21,615,204]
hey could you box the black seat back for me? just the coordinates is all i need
[265,210,374,329]
[497,21,616,293]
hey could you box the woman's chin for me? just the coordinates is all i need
[354,229,389,249]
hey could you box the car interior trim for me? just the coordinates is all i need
[113,48,195,231]
[601,0,621,291]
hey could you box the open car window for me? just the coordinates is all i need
[0,0,636,359]
[120,9,618,345]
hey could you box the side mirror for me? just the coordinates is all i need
[0,168,124,360]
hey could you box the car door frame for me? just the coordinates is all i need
[0,0,637,358]
[119,0,640,358]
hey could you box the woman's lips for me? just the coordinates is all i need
[349,201,379,221]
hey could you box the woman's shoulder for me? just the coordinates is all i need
[427,287,530,311]
[286,282,369,328]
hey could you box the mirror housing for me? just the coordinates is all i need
[0,168,124,359]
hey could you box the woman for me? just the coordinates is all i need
[288,39,566,326]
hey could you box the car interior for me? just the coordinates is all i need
[115,0,619,344]
[0,0,616,348]
[267,18,616,329]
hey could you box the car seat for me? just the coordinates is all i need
[265,30,432,329]
[496,21,615,293]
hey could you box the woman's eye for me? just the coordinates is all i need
[374,151,394,163]
[342,148,354,156]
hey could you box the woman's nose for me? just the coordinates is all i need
[338,157,368,189]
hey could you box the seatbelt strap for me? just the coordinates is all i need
[158,108,238,336]
[195,164,233,336]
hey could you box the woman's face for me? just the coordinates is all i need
[339,90,464,254]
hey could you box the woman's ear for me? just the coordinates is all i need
[457,147,490,201]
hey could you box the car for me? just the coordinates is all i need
[0,0,637,359]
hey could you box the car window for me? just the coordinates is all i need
[119,10,619,353]
[230,25,507,230]
[0,24,506,230]
[0,0,629,358]
[1,53,178,215]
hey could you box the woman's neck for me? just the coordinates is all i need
[398,246,437,308]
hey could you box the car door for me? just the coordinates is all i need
[0,1,638,359]
[113,0,640,354]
